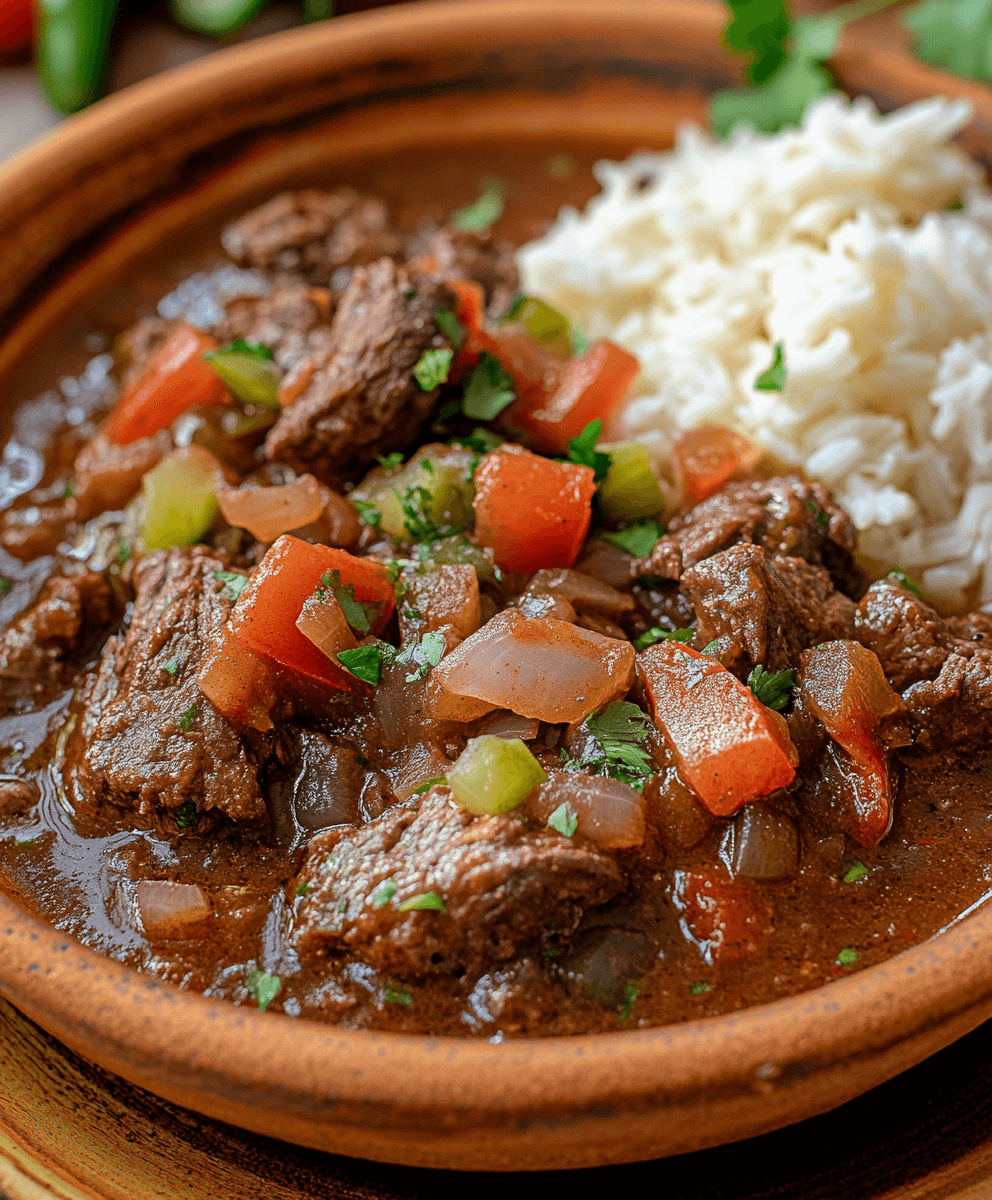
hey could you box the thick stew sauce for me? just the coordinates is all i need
[1,187,991,1037]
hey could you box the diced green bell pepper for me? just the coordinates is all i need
[447,736,547,816]
[206,350,282,408]
[139,448,222,552]
[598,441,665,520]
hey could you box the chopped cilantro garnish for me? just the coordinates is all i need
[13,838,36,848]
[754,342,786,391]
[835,947,858,966]
[212,570,248,602]
[338,644,387,686]
[570,327,590,356]
[397,891,445,912]
[450,178,504,231]
[295,883,309,897]
[245,966,281,1011]
[0,577,11,600]
[221,338,274,361]
[176,800,198,829]
[395,629,447,682]
[690,980,711,995]
[503,293,527,321]
[384,983,414,1006]
[843,860,869,884]
[618,982,638,1023]
[451,427,504,455]
[404,288,416,299]
[888,570,923,599]
[176,705,198,732]
[600,519,662,559]
[412,777,446,797]
[564,701,653,791]
[547,801,579,838]
[805,500,829,530]
[946,197,965,211]
[747,664,796,712]
[63,479,75,498]
[320,569,379,635]
[633,626,694,652]
[701,640,722,656]
[352,499,382,528]
[116,540,131,566]
[161,660,179,677]
[395,483,457,546]
[462,351,516,421]
[377,452,404,471]
[403,607,424,620]
[371,880,397,908]
[435,306,463,349]
[413,347,454,391]
[566,419,612,483]
[907,0,992,83]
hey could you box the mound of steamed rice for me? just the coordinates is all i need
[518,95,992,609]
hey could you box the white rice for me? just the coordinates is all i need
[518,95,992,609]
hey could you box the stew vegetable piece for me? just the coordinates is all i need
[1,183,992,1037]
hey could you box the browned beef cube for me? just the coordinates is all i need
[641,476,861,598]
[221,188,404,283]
[417,226,519,315]
[293,789,624,978]
[264,259,456,483]
[681,543,855,676]
[70,547,269,827]
[213,278,332,374]
[71,429,172,522]
[900,651,992,750]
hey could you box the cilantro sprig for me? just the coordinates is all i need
[413,347,453,391]
[318,569,380,635]
[212,569,248,602]
[462,351,516,420]
[754,342,786,391]
[906,0,992,82]
[337,630,446,687]
[632,626,694,652]
[566,419,612,483]
[451,178,504,232]
[564,701,654,792]
[245,966,281,1011]
[600,519,662,559]
[747,664,796,711]
[548,801,579,838]
[888,570,923,599]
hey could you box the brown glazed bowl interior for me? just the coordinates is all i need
[3,0,992,1173]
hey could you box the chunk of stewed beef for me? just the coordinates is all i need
[681,543,855,676]
[293,788,625,978]
[0,570,112,708]
[900,652,992,751]
[70,547,269,827]
[264,259,456,484]
[212,278,332,375]
[71,428,172,521]
[221,188,405,284]
[854,578,992,693]
[417,226,519,315]
[640,476,861,597]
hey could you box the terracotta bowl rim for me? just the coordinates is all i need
[2,0,992,1139]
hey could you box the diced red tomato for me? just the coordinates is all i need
[0,0,32,54]
[640,640,798,816]
[799,642,904,846]
[227,536,395,694]
[674,425,763,506]
[508,340,640,454]
[472,445,595,575]
[104,324,229,446]
[672,869,764,962]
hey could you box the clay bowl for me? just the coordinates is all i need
[2,0,992,1174]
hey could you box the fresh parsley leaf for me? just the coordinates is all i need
[435,306,464,349]
[835,947,858,966]
[805,499,829,530]
[384,983,414,1006]
[396,629,447,682]
[690,980,711,996]
[843,860,869,883]
[0,576,11,600]
[450,178,504,231]
[63,479,75,498]
[413,347,454,392]
[176,800,198,829]
[222,338,274,361]
[633,626,694,652]
[212,569,248,601]
[701,640,722,656]
[888,570,923,598]
[338,644,388,686]
[600,519,663,559]
[569,327,590,356]
[412,776,447,796]
[503,292,527,321]
[371,880,397,908]
[618,982,638,1023]
[395,483,457,546]
[747,664,796,712]
[397,891,445,912]
[451,427,504,455]
[403,607,424,621]
[567,419,612,483]
[161,660,180,677]
[320,569,379,635]
[754,341,787,391]
[245,966,281,1011]
[906,0,992,81]
[570,701,655,791]
[723,0,790,84]
[352,499,382,528]
[548,801,579,838]
[116,540,131,566]
[176,705,198,732]
[946,197,966,211]
[377,452,404,471]
[295,882,309,897]
[462,351,516,420]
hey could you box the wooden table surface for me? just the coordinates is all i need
[1,996,992,1200]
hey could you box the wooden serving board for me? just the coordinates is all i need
[1,997,991,1200]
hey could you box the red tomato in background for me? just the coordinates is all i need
[0,0,32,54]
